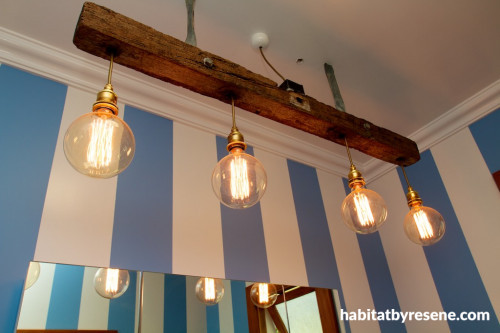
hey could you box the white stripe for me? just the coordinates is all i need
[141,272,165,333]
[316,170,380,333]
[34,86,119,267]
[254,149,308,286]
[431,127,500,320]
[186,276,207,332]
[172,122,224,278]
[78,266,109,329]
[218,279,234,333]
[371,169,449,333]
[17,262,56,329]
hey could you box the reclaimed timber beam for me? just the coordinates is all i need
[73,2,420,165]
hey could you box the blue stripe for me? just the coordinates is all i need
[469,108,500,173]
[342,178,405,333]
[164,274,187,332]
[108,270,137,333]
[397,150,499,332]
[287,160,350,333]
[111,106,173,273]
[0,65,66,332]
[231,280,249,333]
[216,137,269,282]
[206,303,220,333]
[46,264,85,329]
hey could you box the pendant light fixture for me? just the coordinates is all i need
[63,54,135,178]
[211,98,267,209]
[195,277,225,305]
[400,167,446,245]
[249,282,278,308]
[341,138,388,233]
[94,267,130,299]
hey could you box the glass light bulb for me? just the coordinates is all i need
[24,262,41,290]
[94,268,130,299]
[341,185,388,233]
[195,277,224,305]
[404,204,445,245]
[212,148,267,209]
[64,110,135,178]
[249,283,278,309]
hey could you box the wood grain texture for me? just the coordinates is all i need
[73,2,420,165]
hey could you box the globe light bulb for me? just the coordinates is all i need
[64,109,135,178]
[249,283,278,308]
[212,147,267,209]
[24,262,41,290]
[63,54,135,178]
[94,268,130,299]
[341,166,388,234]
[212,98,267,209]
[195,277,224,305]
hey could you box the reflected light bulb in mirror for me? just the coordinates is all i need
[341,183,388,234]
[212,147,267,209]
[64,109,135,178]
[249,283,278,308]
[195,277,224,305]
[404,203,445,246]
[94,268,130,299]
[24,262,41,290]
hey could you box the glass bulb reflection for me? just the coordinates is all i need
[64,110,135,178]
[249,283,278,308]
[212,148,267,209]
[341,185,387,234]
[404,204,445,246]
[94,268,130,299]
[25,262,41,290]
[195,277,224,305]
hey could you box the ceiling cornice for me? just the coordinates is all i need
[0,27,498,179]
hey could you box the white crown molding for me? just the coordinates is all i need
[364,79,500,182]
[0,27,497,180]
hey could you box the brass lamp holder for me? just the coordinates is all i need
[93,54,119,116]
[344,137,366,188]
[226,98,247,152]
[401,166,423,207]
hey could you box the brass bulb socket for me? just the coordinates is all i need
[406,187,423,207]
[92,102,118,116]
[96,84,118,105]
[226,127,247,151]
[347,165,366,188]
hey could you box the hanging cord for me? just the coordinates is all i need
[231,97,237,130]
[400,166,412,188]
[107,54,114,85]
[344,137,354,167]
[138,271,144,333]
[282,285,292,333]
[259,47,286,81]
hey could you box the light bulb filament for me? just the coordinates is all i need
[230,156,250,200]
[105,269,119,294]
[258,283,269,304]
[205,278,216,301]
[353,192,375,227]
[413,209,434,240]
[87,117,114,169]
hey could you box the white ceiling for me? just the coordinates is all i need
[1,0,499,164]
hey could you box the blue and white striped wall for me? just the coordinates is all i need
[17,263,249,333]
[1,63,499,333]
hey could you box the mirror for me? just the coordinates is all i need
[16,262,343,333]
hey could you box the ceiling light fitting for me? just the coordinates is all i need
[73,2,420,166]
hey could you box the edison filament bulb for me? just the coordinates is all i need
[404,187,445,245]
[64,55,135,178]
[341,166,387,233]
[249,283,278,308]
[212,99,267,209]
[195,277,224,305]
[94,268,130,299]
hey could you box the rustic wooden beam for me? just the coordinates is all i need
[73,2,420,165]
